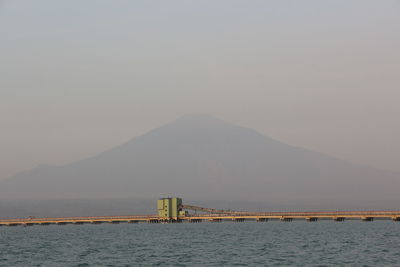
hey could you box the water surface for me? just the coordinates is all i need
[1,221,399,266]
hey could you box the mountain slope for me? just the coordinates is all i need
[1,114,399,208]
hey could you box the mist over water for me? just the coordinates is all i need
[1,0,400,181]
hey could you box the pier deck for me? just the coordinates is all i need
[1,211,400,226]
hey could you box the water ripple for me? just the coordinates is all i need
[0,221,399,266]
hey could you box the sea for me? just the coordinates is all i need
[1,220,399,266]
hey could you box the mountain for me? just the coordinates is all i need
[1,114,399,209]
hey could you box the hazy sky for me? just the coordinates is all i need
[1,0,400,180]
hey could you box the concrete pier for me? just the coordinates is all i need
[2,198,400,226]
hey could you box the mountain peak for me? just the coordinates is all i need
[172,114,227,126]
[149,114,232,135]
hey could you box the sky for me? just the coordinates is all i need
[1,0,400,180]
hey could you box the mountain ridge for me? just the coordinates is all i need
[1,114,399,209]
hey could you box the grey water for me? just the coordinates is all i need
[1,221,400,266]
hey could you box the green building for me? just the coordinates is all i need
[157,197,184,219]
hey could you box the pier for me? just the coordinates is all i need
[1,197,400,226]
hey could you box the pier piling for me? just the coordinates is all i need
[362,217,374,222]
[333,217,345,222]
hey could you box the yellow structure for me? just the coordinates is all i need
[157,197,183,219]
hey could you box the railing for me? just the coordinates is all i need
[181,205,400,217]
[0,214,158,222]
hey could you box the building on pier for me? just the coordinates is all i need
[157,197,186,219]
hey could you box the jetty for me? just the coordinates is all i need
[1,197,400,226]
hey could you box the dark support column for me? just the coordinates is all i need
[333,217,345,222]
[362,217,374,222]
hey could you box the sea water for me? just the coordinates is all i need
[1,221,399,266]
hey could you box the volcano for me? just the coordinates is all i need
[1,114,399,208]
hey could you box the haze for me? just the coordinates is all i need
[1,0,400,182]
